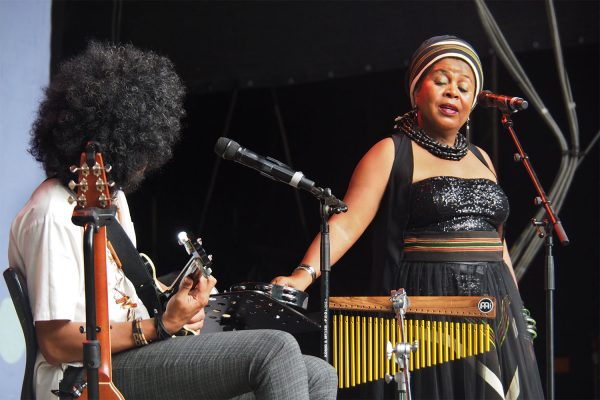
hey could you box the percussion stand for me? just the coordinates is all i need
[386,289,418,400]
[315,187,347,362]
[500,112,570,400]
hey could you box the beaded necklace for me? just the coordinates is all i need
[393,109,468,161]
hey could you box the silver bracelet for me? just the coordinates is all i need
[294,264,317,283]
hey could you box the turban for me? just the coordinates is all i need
[407,35,483,109]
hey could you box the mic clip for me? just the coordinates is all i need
[314,187,348,215]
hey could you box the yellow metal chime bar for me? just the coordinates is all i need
[330,295,497,390]
[332,314,495,389]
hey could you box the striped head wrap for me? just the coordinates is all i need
[407,35,483,109]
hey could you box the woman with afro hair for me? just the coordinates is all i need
[9,41,337,400]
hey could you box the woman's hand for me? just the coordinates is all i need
[272,270,313,292]
[162,274,217,334]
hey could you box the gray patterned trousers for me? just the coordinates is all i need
[112,329,338,400]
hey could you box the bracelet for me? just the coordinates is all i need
[294,264,317,283]
[132,318,149,347]
[155,313,174,340]
[521,307,538,340]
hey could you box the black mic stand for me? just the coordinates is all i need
[313,187,347,362]
[500,112,569,400]
[72,207,116,400]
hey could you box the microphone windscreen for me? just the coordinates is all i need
[214,137,240,160]
[476,90,492,106]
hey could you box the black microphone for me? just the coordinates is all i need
[477,90,528,113]
[214,137,321,195]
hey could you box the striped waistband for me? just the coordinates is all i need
[402,231,503,262]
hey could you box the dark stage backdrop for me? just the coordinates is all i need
[51,1,599,398]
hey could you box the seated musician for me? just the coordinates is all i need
[8,41,337,400]
[273,35,544,399]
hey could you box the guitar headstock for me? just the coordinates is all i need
[178,232,213,278]
[68,142,115,209]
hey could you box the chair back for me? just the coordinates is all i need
[3,267,37,400]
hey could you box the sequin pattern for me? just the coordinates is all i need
[407,176,509,232]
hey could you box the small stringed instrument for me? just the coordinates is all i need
[140,231,214,335]
[70,142,124,400]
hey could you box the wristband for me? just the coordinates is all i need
[132,318,149,347]
[155,313,174,340]
[294,264,317,283]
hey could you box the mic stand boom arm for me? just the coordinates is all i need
[500,112,570,400]
[501,114,569,245]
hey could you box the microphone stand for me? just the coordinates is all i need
[72,206,116,400]
[214,136,348,361]
[500,112,569,400]
[313,187,347,362]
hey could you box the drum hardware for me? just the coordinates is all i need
[385,341,419,400]
[201,290,319,335]
[385,289,417,400]
[229,282,309,310]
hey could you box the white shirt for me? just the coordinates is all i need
[8,178,150,400]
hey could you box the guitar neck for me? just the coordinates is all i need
[93,227,114,383]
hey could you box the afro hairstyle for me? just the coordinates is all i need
[29,41,186,192]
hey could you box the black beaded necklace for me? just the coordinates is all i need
[393,109,468,161]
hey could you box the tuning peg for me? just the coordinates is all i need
[68,194,87,207]
[104,164,112,173]
[208,254,213,261]
[178,231,190,245]
[70,163,90,176]
[95,178,108,192]
[68,179,89,193]
[178,231,196,255]
[98,193,109,208]
[196,237,203,246]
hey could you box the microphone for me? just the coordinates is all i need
[214,137,321,195]
[477,90,528,113]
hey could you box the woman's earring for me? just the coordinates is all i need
[465,118,471,140]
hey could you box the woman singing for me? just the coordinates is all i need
[273,35,544,399]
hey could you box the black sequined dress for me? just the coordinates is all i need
[365,134,544,399]
[397,177,544,399]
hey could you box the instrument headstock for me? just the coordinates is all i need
[178,232,213,280]
[68,142,114,209]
